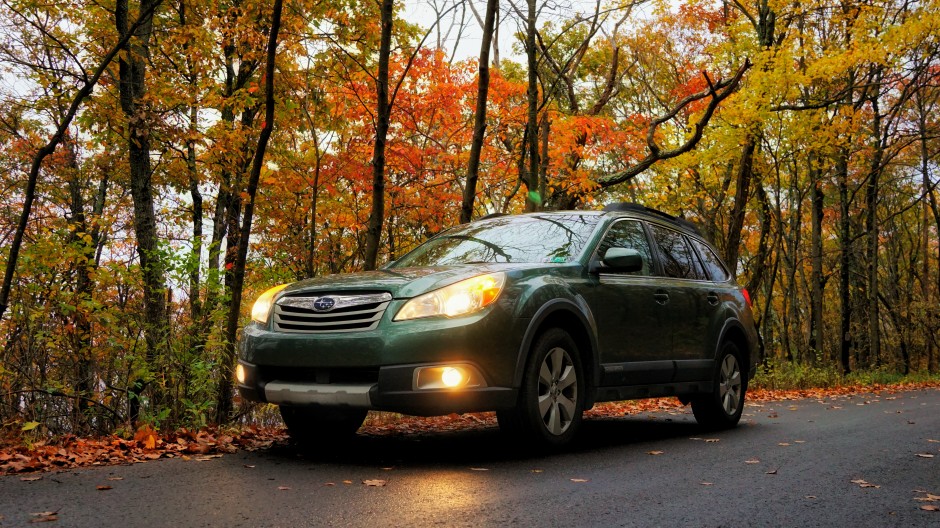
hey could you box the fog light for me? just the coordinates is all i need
[235,364,246,384]
[413,364,488,390]
[441,367,464,388]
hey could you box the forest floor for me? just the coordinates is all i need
[2,380,939,476]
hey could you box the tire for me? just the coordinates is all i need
[279,406,367,444]
[498,328,585,448]
[691,341,746,430]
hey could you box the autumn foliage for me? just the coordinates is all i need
[0,0,939,440]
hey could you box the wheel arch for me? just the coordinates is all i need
[514,299,599,406]
[716,320,754,383]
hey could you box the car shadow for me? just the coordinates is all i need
[259,414,729,468]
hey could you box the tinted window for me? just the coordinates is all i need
[649,224,706,280]
[392,214,601,266]
[595,220,653,276]
[690,238,729,281]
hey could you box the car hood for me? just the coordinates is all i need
[280,263,539,299]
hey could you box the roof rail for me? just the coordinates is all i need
[602,202,702,236]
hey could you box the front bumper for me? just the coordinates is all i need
[237,301,525,416]
[237,359,518,416]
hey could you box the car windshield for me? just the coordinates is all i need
[391,214,601,267]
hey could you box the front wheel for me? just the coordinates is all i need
[498,328,585,448]
[691,341,746,430]
[279,406,367,444]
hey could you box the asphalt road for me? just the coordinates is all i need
[2,388,938,527]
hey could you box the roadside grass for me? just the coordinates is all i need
[751,360,940,391]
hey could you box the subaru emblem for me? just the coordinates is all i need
[312,297,336,312]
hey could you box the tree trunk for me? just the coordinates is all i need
[837,149,852,374]
[459,0,497,223]
[305,132,322,277]
[724,136,756,277]
[116,0,169,422]
[363,0,394,271]
[523,0,540,212]
[864,87,883,368]
[809,155,824,359]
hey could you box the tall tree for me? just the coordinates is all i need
[460,0,498,223]
[116,0,169,421]
[215,0,285,421]
[363,0,395,270]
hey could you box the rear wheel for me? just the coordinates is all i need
[279,406,367,444]
[498,328,584,448]
[691,341,745,429]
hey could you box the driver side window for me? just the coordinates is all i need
[596,220,653,276]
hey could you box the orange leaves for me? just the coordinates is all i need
[0,426,280,476]
[133,425,158,450]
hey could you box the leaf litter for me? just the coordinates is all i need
[3,381,938,476]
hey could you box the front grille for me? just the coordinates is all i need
[273,292,392,333]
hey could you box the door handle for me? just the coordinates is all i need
[654,292,670,305]
[707,293,720,306]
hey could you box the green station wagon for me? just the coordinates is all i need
[237,204,761,447]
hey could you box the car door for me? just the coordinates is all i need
[589,219,673,385]
[647,224,716,381]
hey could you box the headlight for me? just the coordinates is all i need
[250,284,289,324]
[394,273,506,321]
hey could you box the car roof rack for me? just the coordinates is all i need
[602,202,702,236]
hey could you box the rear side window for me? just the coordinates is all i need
[595,220,653,276]
[690,238,730,282]
[649,224,706,280]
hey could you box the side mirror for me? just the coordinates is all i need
[601,247,643,273]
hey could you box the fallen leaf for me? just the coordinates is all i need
[794,440,806,444]
[745,459,760,464]
[21,476,42,482]
[927,439,939,443]
[704,439,720,443]
[342,480,353,485]
[381,467,394,471]
[107,477,124,481]
[531,469,543,473]
[922,505,939,512]
[194,454,222,461]
[851,479,880,488]
[766,469,778,475]
[916,454,935,458]
[805,496,817,500]
[277,486,291,491]
[30,511,59,523]
[913,493,940,502]
[700,482,713,486]
[470,467,489,471]
[363,479,387,487]
[324,482,335,486]
[779,443,791,446]
[647,451,664,456]
[96,485,112,491]
[243,465,255,469]
[570,478,589,483]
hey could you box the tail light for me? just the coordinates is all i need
[742,288,753,308]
